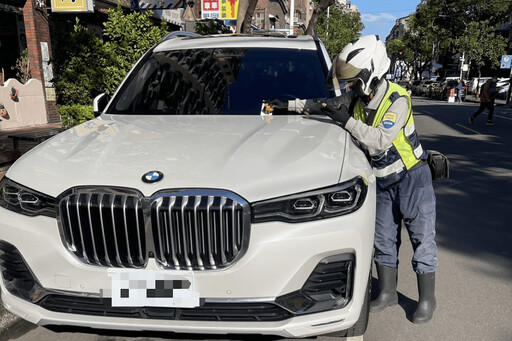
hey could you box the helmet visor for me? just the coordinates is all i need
[335,60,363,82]
[325,57,363,91]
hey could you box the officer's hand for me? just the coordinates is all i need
[321,104,351,127]
[303,99,324,115]
[266,99,288,114]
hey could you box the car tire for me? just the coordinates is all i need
[326,272,371,337]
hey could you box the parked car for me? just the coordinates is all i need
[433,79,466,101]
[466,77,491,96]
[0,33,376,338]
[411,80,422,95]
[418,80,435,97]
[397,80,412,95]
[496,78,510,100]
[398,80,410,89]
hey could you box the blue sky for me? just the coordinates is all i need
[352,0,420,40]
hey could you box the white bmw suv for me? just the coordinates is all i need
[0,33,375,338]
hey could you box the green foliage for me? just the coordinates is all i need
[11,48,31,84]
[194,19,232,35]
[102,6,168,94]
[408,0,511,77]
[317,6,363,58]
[387,38,412,62]
[53,19,108,105]
[58,104,94,129]
[457,20,507,72]
[53,6,169,109]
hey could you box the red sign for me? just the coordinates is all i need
[202,0,220,18]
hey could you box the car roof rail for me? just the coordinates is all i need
[160,31,201,43]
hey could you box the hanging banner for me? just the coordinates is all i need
[160,8,184,26]
[132,0,183,10]
[50,0,93,12]
[202,0,220,19]
[219,0,238,20]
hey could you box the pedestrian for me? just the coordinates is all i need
[455,78,464,103]
[268,35,438,324]
[469,77,497,125]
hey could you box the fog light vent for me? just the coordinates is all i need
[0,241,40,302]
[275,253,354,315]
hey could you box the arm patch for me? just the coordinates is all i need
[389,91,401,103]
[382,112,397,129]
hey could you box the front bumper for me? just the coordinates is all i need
[0,192,374,338]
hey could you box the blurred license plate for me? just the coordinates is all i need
[107,270,200,308]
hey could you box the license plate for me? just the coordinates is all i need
[107,269,200,308]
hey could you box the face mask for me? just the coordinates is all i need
[351,80,370,104]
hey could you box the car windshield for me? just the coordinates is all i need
[109,47,331,115]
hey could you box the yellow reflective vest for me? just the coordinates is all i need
[353,82,425,188]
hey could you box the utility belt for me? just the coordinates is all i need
[373,153,448,190]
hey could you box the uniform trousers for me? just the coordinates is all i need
[373,164,438,274]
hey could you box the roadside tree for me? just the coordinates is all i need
[52,6,168,127]
[316,4,363,58]
[410,0,510,78]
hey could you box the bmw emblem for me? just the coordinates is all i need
[142,171,164,183]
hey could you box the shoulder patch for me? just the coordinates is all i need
[389,91,401,103]
[382,112,397,129]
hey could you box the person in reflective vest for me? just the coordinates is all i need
[269,35,438,324]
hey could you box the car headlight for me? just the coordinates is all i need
[0,177,57,217]
[252,177,367,223]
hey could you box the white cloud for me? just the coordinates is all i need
[361,13,397,25]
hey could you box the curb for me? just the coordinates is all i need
[0,304,20,335]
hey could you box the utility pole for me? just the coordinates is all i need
[459,51,464,80]
[289,0,295,35]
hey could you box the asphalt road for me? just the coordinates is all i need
[1,97,511,341]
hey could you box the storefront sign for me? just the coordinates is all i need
[50,0,93,12]
[41,42,53,87]
[202,0,219,19]
[220,0,238,20]
[45,88,56,101]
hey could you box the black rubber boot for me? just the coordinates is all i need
[413,272,436,324]
[370,265,398,312]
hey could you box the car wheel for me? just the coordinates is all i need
[326,272,371,337]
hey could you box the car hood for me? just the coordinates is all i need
[8,115,351,202]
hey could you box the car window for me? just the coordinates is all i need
[110,48,331,115]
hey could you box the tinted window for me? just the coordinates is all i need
[110,48,330,115]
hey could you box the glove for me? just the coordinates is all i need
[266,99,288,114]
[303,99,324,115]
[321,104,351,127]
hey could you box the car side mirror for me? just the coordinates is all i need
[93,93,110,117]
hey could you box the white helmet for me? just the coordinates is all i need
[329,35,391,95]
